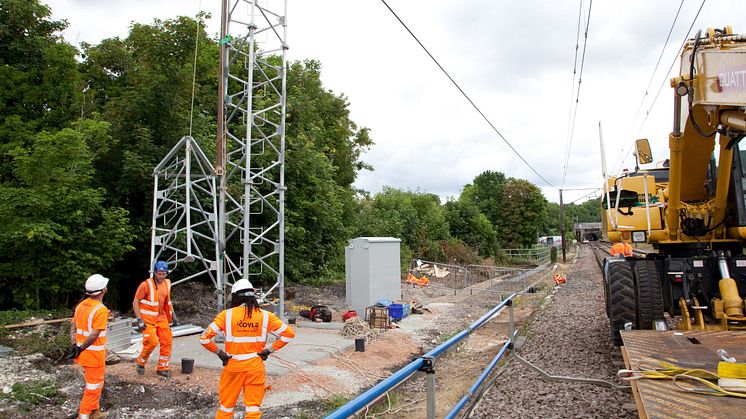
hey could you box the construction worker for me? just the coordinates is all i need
[200,279,295,418]
[132,260,179,378]
[68,274,110,419]
[610,242,633,257]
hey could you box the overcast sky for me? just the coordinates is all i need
[45,0,746,204]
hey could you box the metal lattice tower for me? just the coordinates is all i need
[150,136,219,287]
[150,0,288,315]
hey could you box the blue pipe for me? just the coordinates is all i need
[468,292,516,331]
[326,292,518,418]
[445,340,511,419]
[325,357,424,419]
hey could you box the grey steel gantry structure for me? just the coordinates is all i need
[150,0,288,316]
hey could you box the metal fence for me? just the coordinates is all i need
[325,293,518,419]
[498,246,550,264]
[408,259,468,289]
[464,265,551,294]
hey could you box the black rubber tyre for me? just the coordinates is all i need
[607,261,636,346]
[633,260,664,330]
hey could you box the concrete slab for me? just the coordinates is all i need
[117,325,355,376]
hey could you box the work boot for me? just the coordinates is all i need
[156,370,171,379]
[136,364,145,375]
[90,409,108,418]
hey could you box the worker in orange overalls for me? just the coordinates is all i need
[200,279,295,418]
[132,260,178,378]
[610,242,633,257]
[68,274,110,419]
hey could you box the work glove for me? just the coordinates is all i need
[170,317,179,328]
[217,350,232,366]
[258,348,271,361]
[65,344,82,360]
[136,318,146,332]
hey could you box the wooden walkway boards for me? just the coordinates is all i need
[621,330,746,418]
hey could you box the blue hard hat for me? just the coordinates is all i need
[153,261,169,272]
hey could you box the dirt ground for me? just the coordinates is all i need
[0,256,562,418]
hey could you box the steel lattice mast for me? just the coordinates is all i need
[216,0,288,314]
[151,0,287,315]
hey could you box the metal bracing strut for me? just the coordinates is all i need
[151,0,288,316]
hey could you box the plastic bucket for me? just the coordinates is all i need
[355,338,365,352]
[181,358,194,374]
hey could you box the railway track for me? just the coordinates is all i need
[468,245,635,418]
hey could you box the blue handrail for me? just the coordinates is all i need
[445,339,511,419]
[325,293,517,418]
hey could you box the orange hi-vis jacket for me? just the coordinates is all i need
[200,306,295,372]
[73,298,109,367]
[138,277,172,324]
[610,242,633,257]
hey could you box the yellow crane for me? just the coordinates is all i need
[602,27,746,345]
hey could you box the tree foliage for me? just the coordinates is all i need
[0,122,133,308]
[497,178,548,248]
[0,1,581,310]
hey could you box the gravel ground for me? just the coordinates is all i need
[470,246,637,418]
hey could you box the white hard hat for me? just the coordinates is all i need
[231,279,254,295]
[85,274,109,295]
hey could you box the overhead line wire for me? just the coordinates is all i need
[379,0,557,190]
[562,0,593,187]
[561,0,585,187]
[612,0,707,174]
[570,189,599,204]
[610,0,685,173]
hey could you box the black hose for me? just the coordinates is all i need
[687,30,719,138]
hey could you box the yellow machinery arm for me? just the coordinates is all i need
[601,27,746,344]
[666,27,746,242]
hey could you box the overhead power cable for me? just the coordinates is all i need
[612,0,707,174]
[380,0,557,189]
[562,0,593,187]
[561,0,585,187]
[625,0,684,144]
[570,189,600,204]
[611,0,685,173]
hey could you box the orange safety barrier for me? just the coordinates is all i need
[406,273,430,286]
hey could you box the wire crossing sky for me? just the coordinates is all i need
[47,0,746,204]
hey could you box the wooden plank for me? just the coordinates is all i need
[3,318,72,329]
[621,330,746,418]
[621,345,648,419]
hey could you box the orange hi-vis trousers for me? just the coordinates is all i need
[137,319,172,371]
[216,369,265,419]
[79,365,104,418]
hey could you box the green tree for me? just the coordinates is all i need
[0,0,81,132]
[460,170,507,231]
[443,199,497,258]
[0,0,81,183]
[0,122,133,308]
[354,187,452,268]
[498,178,548,248]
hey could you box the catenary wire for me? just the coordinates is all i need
[561,0,585,186]
[380,0,557,190]
[612,0,707,175]
[562,0,593,187]
[610,0,686,174]
[570,189,600,205]
[624,0,685,147]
